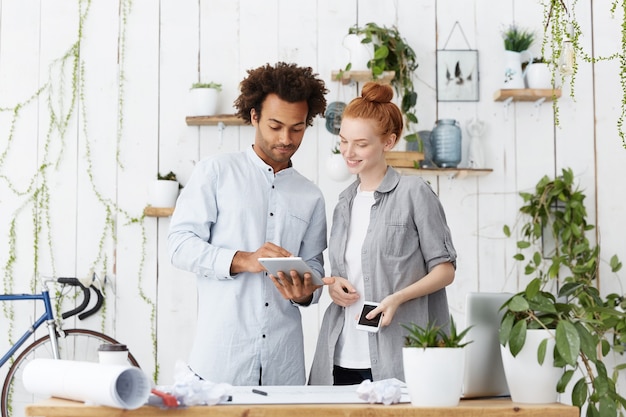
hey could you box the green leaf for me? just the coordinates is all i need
[575,322,598,362]
[557,369,574,393]
[499,313,514,345]
[508,294,530,312]
[508,320,527,357]
[556,321,580,366]
[373,45,389,60]
[571,377,588,409]
[537,338,547,364]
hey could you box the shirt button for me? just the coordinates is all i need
[272,185,275,189]
[265,303,269,307]
[269,213,274,216]
[262,334,266,338]
[364,276,369,281]
[372,358,378,363]
[372,205,377,210]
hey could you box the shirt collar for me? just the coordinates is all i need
[246,145,293,175]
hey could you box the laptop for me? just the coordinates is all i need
[462,292,512,398]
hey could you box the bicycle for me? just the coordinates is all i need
[0,275,140,417]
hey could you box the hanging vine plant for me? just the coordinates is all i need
[0,0,158,382]
[345,22,422,146]
[541,0,626,148]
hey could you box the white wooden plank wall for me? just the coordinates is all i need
[1,0,625,386]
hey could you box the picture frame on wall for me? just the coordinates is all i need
[436,49,479,102]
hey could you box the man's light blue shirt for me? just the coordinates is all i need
[168,146,327,385]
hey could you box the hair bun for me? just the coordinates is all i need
[361,82,394,104]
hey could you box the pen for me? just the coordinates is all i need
[252,388,268,396]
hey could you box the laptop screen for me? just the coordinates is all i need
[462,292,512,398]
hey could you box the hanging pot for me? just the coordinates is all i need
[325,153,352,182]
[342,34,373,71]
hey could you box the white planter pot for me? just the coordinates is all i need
[342,34,373,71]
[402,347,465,407]
[189,88,219,116]
[147,180,179,208]
[526,63,553,89]
[500,329,563,404]
[502,50,532,89]
[325,153,352,182]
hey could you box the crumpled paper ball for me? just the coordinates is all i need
[356,378,403,405]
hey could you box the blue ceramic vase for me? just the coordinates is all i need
[431,119,462,168]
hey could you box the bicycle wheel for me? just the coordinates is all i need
[1,329,140,417]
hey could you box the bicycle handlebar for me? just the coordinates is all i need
[57,277,104,320]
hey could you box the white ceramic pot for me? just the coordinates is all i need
[189,88,219,116]
[325,153,352,182]
[147,180,179,208]
[526,63,553,89]
[342,34,373,71]
[500,329,563,404]
[402,347,465,407]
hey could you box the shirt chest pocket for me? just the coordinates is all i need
[274,211,310,254]
[382,223,415,257]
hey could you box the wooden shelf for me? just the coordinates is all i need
[493,89,561,102]
[186,114,246,126]
[331,70,395,85]
[144,207,174,217]
[395,167,493,179]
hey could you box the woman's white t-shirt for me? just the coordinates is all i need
[335,187,375,369]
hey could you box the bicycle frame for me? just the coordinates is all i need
[0,281,60,368]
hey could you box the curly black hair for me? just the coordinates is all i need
[234,62,328,126]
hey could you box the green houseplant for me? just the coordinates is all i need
[344,22,421,147]
[402,316,472,406]
[502,24,535,52]
[499,167,626,415]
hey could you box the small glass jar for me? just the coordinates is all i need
[431,119,462,168]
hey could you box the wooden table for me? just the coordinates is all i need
[26,397,579,417]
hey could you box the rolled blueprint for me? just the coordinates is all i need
[23,358,151,409]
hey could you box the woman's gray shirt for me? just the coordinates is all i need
[309,167,457,384]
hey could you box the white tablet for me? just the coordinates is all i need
[258,257,324,286]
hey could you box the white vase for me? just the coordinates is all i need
[503,50,532,89]
[500,329,563,404]
[147,180,179,208]
[402,347,465,407]
[325,153,352,182]
[526,63,553,89]
[189,88,219,116]
[342,34,373,71]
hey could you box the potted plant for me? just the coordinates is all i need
[525,57,554,89]
[345,23,421,148]
[499,167,625,415]
[501,24,535,89]
[402,316,472,407]
[147,171,180,208]
[189,81,222,116]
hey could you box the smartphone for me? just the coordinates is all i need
[355,302,382,332]
[257,257,324,286]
